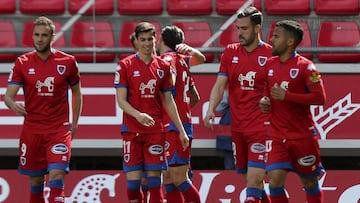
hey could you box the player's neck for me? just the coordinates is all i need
[244,37,261,52]
[138,53,153,64]
[36,50,52,61]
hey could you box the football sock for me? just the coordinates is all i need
[30,184,45,203]
[164,183,184,203]
[49,179,65,203]
[178,180,201,203]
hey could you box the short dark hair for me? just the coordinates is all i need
[275,20,304,45]
[237,6,263,26]
[34,16,55,34]
[129,32,136,49]
[161,25,184,51]
[134,22,156,38]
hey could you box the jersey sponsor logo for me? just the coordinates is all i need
[238,71,256,90]
[297,155,316,166]
[57,65,66,75]
[148,144,163,155]
[258,56,267,66]
[139,79,156,95]
[279,81,289,90]
[250,143,266,153]
[36,77,55,95]
[290,68,299,79]
[51,144,69,154]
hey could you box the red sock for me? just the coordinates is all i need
[306,190,324,203]
[270,194,289,203]
[49,188,65,203]
[165,189,184,203]
[30,192,45,203]
[180,182,201,203]
[244,196,261,203]
[127,188,143,202]
[148,187,164,203]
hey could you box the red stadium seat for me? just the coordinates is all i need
[267,21,313,60]
[0,21,17,62]
[118,21,161,59]
[314,0,359,16]
[118,0,163,15]
[20,0,65,15]
[216,0,261,16]
[68,0,114,15]
[317,21,360,63]
[21,21,66,48]
[70,21,115,62]
[173,21,214,62]
[167,0,212,15]
[0,0,16,14]
[264,0,311,15]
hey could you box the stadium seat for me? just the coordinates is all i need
[167,0,212,15]
[0,0,16,14]
[118,21,161,59]
[264,0,311,15]
[0,21,17,62]
[118,0,163,15]
[20,0,65,15]
[216,0,261,15]
[70,21,115,62]
[68,0,114,15]
[21,21,66,48]
[314,0,359,16]
[267,21,313,60]
[173,21,214,62]
[317,21,360,63]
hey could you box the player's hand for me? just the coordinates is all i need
[259,96,271,113]
[271,83,286,101]
[203,111,215,130]
[175,43,194,55]
[136,113,155,127]
[11,102,27,116]
[179,132,189,151]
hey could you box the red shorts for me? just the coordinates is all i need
[165,131,192,166]
[18,129,72,176]
[231,130,267,173]
[122,132,166,173]
[265,136,322,176]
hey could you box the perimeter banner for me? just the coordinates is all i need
[0,170,359,202]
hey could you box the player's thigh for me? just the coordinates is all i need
[122,132,144,171]
[143,132,166,170]
[232,131,247,170]
[166,131,192,166]
[46,131,72,166]
[19,130,47,172]
[246,130,267,167]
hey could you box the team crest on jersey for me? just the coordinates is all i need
[57,65,66,75]
[290,68,299,79]
[157,69,164,78]
[258,56,267,66]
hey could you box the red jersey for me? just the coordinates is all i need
[219,42,272,132]
[114,54,174,133]
[265,53,326,140]
[8,50,80,133]
[161,51,193,132]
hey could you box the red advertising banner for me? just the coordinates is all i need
[0,170,359,202]
[0,74,359,140]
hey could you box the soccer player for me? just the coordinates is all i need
[259,20,326,203]
[4,16,82,203]
[114,22,189,203]
[158,25,205,203]
[203,7,272,203]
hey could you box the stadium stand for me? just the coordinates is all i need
[167,0,213,16]
[118,21,161,59]
[0,21,17,62]
[21,21,66,48]
[19,0,65,15]
[173,21,214,62]
[70,21,115,62]
[314,0,360,16]
[117,0,163,15]
[215,0,262,15]
[264,0,311,16]
[68,0,114,15]
[267,21,313,60]
[0,0,16,14]
[316,21,360,63]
